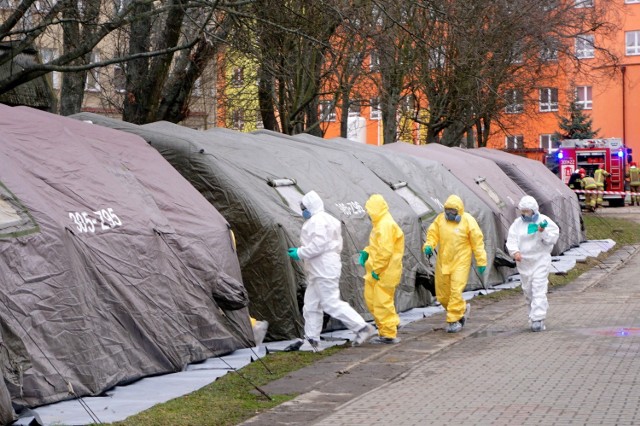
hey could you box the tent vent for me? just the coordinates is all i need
[390,181,407,190]
[268,178,297,187]
[0,182,39,238]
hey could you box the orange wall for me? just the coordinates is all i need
[488,1,640,163]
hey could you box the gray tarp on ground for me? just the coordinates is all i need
[248,129,432,309]
[383,143,527,255]
[0,107,252,424]
[466,148,585,254]
[280,133,510,290]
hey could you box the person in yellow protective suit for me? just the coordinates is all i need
[626,162,640,206]
[359,194,405,344]
[594,164,610,207]
[580,170,598,212]
[423,195,487,334]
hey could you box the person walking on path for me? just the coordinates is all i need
[287,190,377,350]
[506,195,560,332]
[423,195,487,334]
[594,164,610,208]
[359,194,405,344]
[626,162,640,206]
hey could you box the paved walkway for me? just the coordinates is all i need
[242,242,640,425]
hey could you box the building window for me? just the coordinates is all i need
[540,39,559,61]
[40,48,61,89]
[370,97,382,120]
[113,65,126,92]
[231,67,244,86]
[506,135,524,149]
[575,34,595,59]
[575,0,593,6]
[84,51,101,92]
[504,89,524,114]
[626,31,640,55]
[319,100,336,122]
[539,88,558,112]
[348,100,361,117]
[349,52,363,69]
[575,86,592,110]
[232,108,244,130]
[193,77,202,96]
[369,50,380,71]
[402,94,415,112]
[510,43,523,64]
[540,134,555,151]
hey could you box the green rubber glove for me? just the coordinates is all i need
[539,220,548,230]
[527,222,539,235]
[358,250,369,267]
[424,245,433,257]
[371,271,380,280]
[477,265,486,275]
[287,247,300,261]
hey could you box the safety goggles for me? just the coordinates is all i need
[444,208,458,216]
[300,202,307,212]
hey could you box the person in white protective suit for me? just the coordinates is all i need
[287,190,377,350]
[506,196,560,332]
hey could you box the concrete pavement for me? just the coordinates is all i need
[242,237,640,425]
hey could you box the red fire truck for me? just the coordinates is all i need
[555,138,629,207]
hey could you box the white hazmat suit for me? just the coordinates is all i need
[506,196,560,330]
[296,191,375,346]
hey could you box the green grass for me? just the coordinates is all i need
[106,214,640,426]
[109,346,342,426]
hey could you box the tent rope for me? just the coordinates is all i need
[0,292,103,424]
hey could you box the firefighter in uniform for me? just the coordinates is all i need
[594,164,610,208]
[580,170,598,212]
[568,168,584,202]
[626,162,640,206]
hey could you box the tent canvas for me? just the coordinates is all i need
[466,148,585,254]
[250,130,432,300]
[383,142,527,259]
[0,107,252,423]
[288,134,510,289]
[70,114,304,340]
[86,117,435,339]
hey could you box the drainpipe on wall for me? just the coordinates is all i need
[622,65,626,147]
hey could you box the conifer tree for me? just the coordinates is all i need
[553,100,599,141]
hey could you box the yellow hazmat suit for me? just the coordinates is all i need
[363,194,405,339]
[425,195,487,324]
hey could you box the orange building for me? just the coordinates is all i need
[316,1,640,166]
[485,0,640,165]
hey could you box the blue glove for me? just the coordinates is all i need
[371,271,380,280]
[424,245,433,257]
[539,220,548,230]
[477,265,486,275]
[287,247,300,261]
[359,250,369,267]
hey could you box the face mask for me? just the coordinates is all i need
[445,211,461,223]
[302,209,312,220]
[521,212,539,223]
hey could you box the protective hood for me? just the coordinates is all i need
[518,195,539,213]
[365,194,389,223]
[301,190,324,215]
[443,194,465,215]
